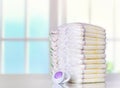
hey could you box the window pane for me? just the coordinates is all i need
[91,0,114,38]
[106,40,114,73]
[29,41,49,73]
[3,0,25,38]
[28,0,49,38]
[67,0,89,23]
[4,42,25,74]
[116,0,120,38]
[114,41,120,73]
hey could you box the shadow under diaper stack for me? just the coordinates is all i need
[50,23,106,83]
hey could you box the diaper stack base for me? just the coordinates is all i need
[50,23,106,83]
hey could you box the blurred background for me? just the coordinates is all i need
[0,0,119,74]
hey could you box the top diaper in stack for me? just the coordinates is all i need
[50,23,106,83]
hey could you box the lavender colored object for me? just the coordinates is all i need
[54,71,63,79]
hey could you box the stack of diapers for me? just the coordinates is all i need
[50,23,106,83]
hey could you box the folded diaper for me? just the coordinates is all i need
[84,59,106,64]
[58,24,106,39]
[66,83,105,88]
[69,69,106,74]
[67,40,106,45]
[65,31,106,39]
[67,58,106,64]
[83,41,106,45]
[83,50,105,54]
[67,45,105,50]
[85,54,106,58]
[69,37,105,41]
[50,48,105,54]
[68,64,106,69]
[62,49,105,54]
[65,23,105,34]
[85,28,105,35]
[85,58,106,60]
[50,23,106,83]
[71,74,105,79]
[85,33,106,39]
[68,54,105,59]
[83,24,105,32]
[66,28,106,36]
[70,78,105,83]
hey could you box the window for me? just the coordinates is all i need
[0,0,49,74]
[0,0,119,74]
[66,0,120,73]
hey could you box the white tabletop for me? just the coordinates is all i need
[0,74,119,88]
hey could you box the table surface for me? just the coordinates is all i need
[0,74,119,88]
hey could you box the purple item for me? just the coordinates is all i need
[54,71,63,79]
[52,71,70,84]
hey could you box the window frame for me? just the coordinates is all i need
[0,0,119,74]
[0,0,49,74]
